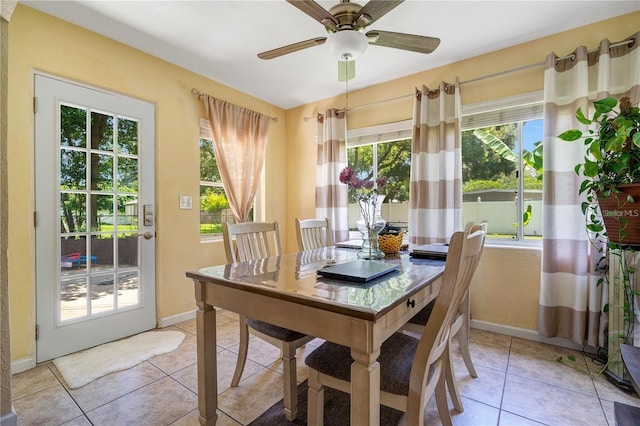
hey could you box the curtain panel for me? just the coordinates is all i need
[315,109,349,243]
[409,80,463,245]
[539,32,640,346]
[203,95,271,223]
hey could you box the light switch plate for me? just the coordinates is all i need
[179,195,192,210]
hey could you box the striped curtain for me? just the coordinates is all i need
[539,32,639,346]
[409,80,463,245]
[316,109,349,243]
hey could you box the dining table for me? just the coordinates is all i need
[185,247,445,426]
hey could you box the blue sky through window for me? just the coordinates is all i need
[523,119,543,152]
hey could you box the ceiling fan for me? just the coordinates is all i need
[257,0,441,61]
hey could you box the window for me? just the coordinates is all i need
[199,119,233,236]
[347,120,413,235]
[461,92,544,242]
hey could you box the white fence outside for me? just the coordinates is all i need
[348,200,543,236]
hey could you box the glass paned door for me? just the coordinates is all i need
[35,75,156,362]
[59,106,141,321]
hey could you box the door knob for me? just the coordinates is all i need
[139,231,154,240]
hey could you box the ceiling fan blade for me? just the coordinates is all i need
[366,30,440,54]
[353,0,404,29]
[258,37,327,60]
[286,0,339,31]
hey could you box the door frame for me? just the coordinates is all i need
[34,73,157,362]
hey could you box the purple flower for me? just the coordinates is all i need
[339,167,355,184]
[376,177,387,189]
[339,167,387,196]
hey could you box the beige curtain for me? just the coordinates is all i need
[315,109,349,243]
[409,80,463,245]
[203,95,271,223]
[539,32,639,346]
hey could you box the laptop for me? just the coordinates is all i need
[409,243,449,260]
[317,259,399,283]
[334,240,363,249]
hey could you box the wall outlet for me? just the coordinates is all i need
[179,195,192,210]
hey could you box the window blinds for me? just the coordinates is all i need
[345,91,544,145]
[347,119,412,147]
[461,103,544,130]
[461,90,544,130]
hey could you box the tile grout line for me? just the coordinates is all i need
[500,338,615,425]
[595,381,612,426]
[495,336,513,425]
[15,323,637,425]
[164,373,201,424]
[10,364,60,402]
[46,363,95,426]
[64,360,173,424]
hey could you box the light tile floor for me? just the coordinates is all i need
[12,309,640,425]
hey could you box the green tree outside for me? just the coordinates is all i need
[348,139,411,202]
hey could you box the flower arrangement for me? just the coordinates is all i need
[339,167,387,259]
[339,166,387,201]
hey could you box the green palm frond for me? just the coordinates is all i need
[473,129,517,163]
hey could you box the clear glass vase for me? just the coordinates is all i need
[355,194,386,259]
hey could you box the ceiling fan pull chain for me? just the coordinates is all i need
[345,76,349,110]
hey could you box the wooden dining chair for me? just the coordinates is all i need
[400,220,488,413]
[222,221,314,421]
[304,228,485,426]
[295,217,333,251]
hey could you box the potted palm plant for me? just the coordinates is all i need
[558,96,640,389]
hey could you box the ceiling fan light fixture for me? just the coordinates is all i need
[327,30,368,61]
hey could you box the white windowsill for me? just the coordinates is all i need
[485,239,542,249]
[200,234,223,243]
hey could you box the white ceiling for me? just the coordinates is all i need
[21,0,639,109]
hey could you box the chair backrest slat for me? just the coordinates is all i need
[467,220,488,273]
[295,218,333,251]
[408,228,485,411]
[222,221,281,263]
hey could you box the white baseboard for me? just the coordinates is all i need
[470,319,595,353]
[11,357,35,375]
[0,408,17,426]
[158,309,196,328]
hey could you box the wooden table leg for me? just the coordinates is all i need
[195,280,218,425]
[350,347,381,426]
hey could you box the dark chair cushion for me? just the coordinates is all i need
[247,318,307,342]
[408,300,435,325]
[408,300,460,327]
[305,332,421,396]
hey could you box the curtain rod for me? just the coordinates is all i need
[191,88,279,122]
[302,63,537,121]
[302,37,635,122]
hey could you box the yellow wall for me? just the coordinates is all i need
[7,3,639,363]
[8,5,287,360]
